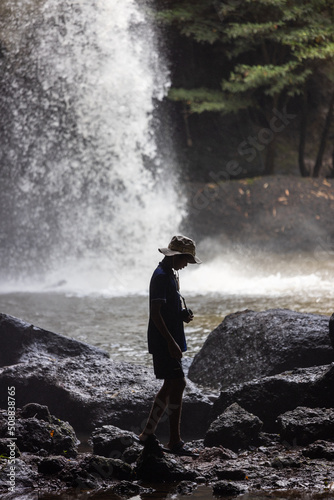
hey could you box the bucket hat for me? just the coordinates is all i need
[158,235,202,264]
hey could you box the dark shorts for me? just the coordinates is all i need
[152,353,185,380]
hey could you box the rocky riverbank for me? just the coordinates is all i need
[1,311,334,498]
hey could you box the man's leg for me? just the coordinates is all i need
[138,379,171,441]
[166,377,186,450]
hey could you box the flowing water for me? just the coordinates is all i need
[0,0,183,289]
[1,249,333,369]
[1,1,334,498]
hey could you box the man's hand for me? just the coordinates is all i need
[168,340,182,360]
[183,312,194,324]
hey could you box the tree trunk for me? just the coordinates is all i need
[313,90,334,178]
[263,136,276,175]
[298,90,310,177]
[262,96,278,175]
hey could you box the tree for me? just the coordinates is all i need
[158,0,334,176]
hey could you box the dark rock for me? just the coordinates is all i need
[199,446,238,461]
[0,407,78,457]
[302,440,334,460]
[90,425,137,458]
[329,313,334,348]
[271,456,301,469]
[112,481,145,497]
[188,309,333,389]
[122,443,142,464]
[173,480,198,495]
[0,312,109,367]
[212,480,247,496]
[0,313,212,434]
[38,455,68,474]
[216,469,247,480]
[21,403,51,422]
[204,403,263,451]
[210,364,331,432]
[0,438,21,458]
[0,458,38,490]
[277,406,334,446]
[81,455,134,481]
[310,362,334,407]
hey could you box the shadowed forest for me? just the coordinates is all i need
[155,0,334,182]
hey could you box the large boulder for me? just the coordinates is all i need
[204,402,263,451]
[0,403,78,457]
[277,407,334,446]
[188,309,333,389]
[0,313,212,435]
[210,364,334,432]
[329,313,334,349]
[0,312,109,367]
[90,425,138,458]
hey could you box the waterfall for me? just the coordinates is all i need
[0,0,184,293]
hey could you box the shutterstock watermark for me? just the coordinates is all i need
[237,108,297,162]
[190,106,297,213]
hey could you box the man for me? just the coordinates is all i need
[138,235,201,455]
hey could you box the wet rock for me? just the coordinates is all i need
[302,440,334,460]
[188,309,333,389]
[38,455,68,475]
[21,402,51,422]
[204,403,263,451]
[216,469,247,480]
[0,312,109,367]
[112,480,150,498]
[0,313,212,435]
[271,456,301,469]
[0,438,21,458]
[329,313,334,348]
[211,364,331,432]
[121,443,142,464]
[80,454,134,481]
[90,425,137,458]
[173,480,198,495]
[0,405,78,457]
[310,362,334,407]
[212,480,247,497]
[199,446,238,461]
[0,458,38,490]
[277,406,334,446]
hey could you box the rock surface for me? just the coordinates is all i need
[2,310,334,498]
[188,308,333,389]
[277,407,334,446]
[0,313,212,435]
[3,406,334,498]
[204,402,263,451]
[0,312,109,367]
[0,403,78,457]
[210,364,334,432]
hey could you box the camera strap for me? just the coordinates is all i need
[177,291,188,310]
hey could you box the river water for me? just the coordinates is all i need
[1,249,333,369]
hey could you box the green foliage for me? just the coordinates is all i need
[168,87,251,113]
[159,0,334,115]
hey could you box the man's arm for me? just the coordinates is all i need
[150,300,182,360]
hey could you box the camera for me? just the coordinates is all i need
[181,308,193,322]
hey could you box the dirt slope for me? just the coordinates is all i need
[184,176,334,253]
